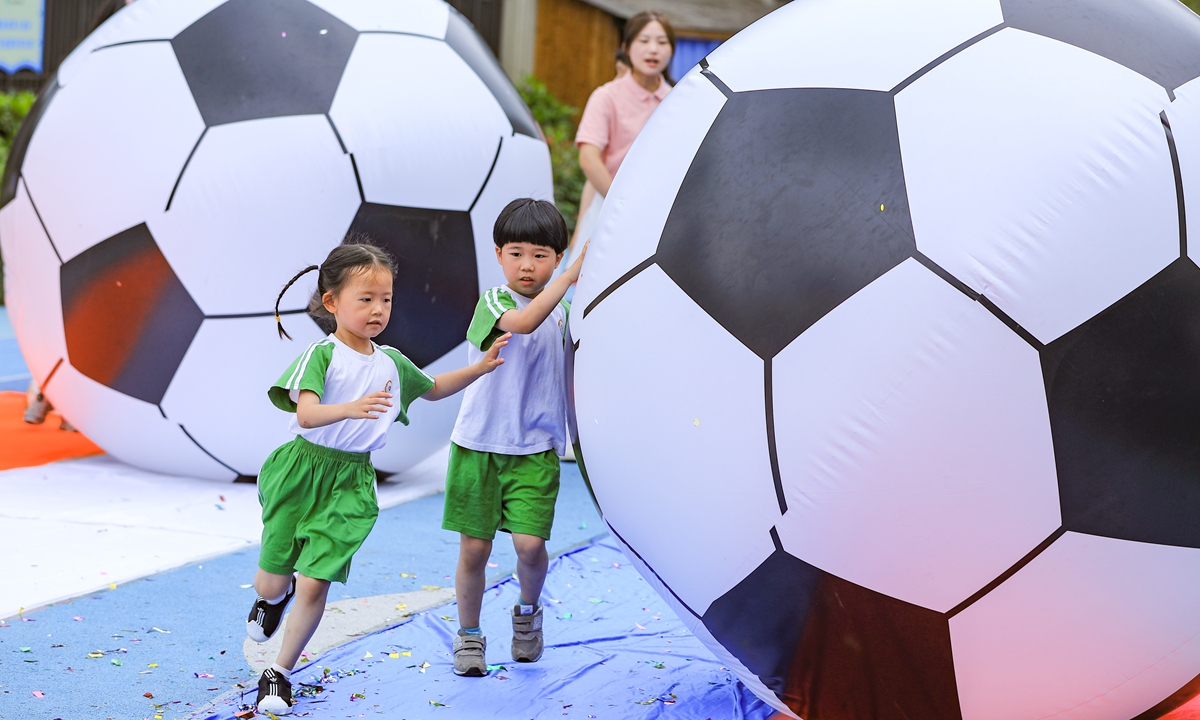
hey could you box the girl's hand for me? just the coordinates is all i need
[479,333,510,374]
[565,242,589,283]
[348,391,393,420]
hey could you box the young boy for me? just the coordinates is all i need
[444,198,586,676]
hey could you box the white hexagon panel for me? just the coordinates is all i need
[772,259,1060,613]
[574,265,780,617]
[896,27,1177,345]
[0,0,549,480]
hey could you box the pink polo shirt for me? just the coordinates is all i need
[576,72,671,179]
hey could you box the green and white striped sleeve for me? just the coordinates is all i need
[467,287,518,351]
[379,346,436,426]
[267,339,334,412]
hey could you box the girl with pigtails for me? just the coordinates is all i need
[244,235,509,716]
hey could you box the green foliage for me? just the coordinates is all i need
[0,91,34,176]
[519,77,586,233]
[0,91,35,306]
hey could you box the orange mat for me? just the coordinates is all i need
[0,390,102,470]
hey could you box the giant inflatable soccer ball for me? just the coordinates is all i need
[570,0,1200,718]
[0,0,550,480]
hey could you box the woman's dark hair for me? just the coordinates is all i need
[623,10,676,85]
[494,198,568,254]
[274,234,397,340]
[616,48,632,69]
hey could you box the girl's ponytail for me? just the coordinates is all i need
[275,265,319,340]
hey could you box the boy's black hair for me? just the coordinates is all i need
[274,233,397,339]
[493,198,568,254]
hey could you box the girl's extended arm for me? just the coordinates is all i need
[497,245,588,336]
[296,389,393,428]
[422,334,511,401]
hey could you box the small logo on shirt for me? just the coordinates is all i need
[384,380,393,394]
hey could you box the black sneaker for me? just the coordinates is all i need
[256,667,293,715]
[246,576,295,643]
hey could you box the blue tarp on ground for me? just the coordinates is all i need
[0,307,32,391]
[199,537,773,720]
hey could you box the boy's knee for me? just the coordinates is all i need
[294,574,330,603]
[512,534,546,562]
[459,535,492,566]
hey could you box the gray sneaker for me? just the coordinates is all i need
[511,605,544,662]
[24,394,49,424]
[453,630,487,676]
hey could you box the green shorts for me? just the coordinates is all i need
[442,443,561,540]
[257,436,378,583]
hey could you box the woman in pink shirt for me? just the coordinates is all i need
[571,11,675,257]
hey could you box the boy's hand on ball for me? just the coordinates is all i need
[480,333,510,373]
[566,242,589,283]
[350,391,393,420]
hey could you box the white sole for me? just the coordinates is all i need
[246,620,269,644]
[257,696,293,715]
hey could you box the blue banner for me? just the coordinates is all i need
[0,0,43,74]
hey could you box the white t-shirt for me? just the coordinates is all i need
[451,286,569,455]
[268,334,434,454]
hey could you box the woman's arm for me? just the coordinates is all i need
[579,143,613,198]
[567,181,597,257]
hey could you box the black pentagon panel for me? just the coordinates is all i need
[444,7,541,140]
[656,88,915,360]
[349,203,478,368]
[0,78,58,207]
[171,0,357,127]
[60,224,204,405]
[703,544,961,720]
[1001,0,1200,92]
[703,547,819,699]
[1042,258,1200,549]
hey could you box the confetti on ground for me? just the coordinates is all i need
[421,585,440,592]
[108,583,117,590]
[72,616,83,621]
[32,691,44,698]
[150,627,171,634]
[144,692,154,698]
[87,652,104,659]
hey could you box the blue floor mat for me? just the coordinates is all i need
[0,308,31,391]
[198,538,774,720]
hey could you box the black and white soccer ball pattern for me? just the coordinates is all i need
[570,0,1200,717]
[0,0,551,480]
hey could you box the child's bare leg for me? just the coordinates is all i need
[254,569,293,604]
[512,533,548,605]
[456,534,492,629]
[274,574,330,670]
